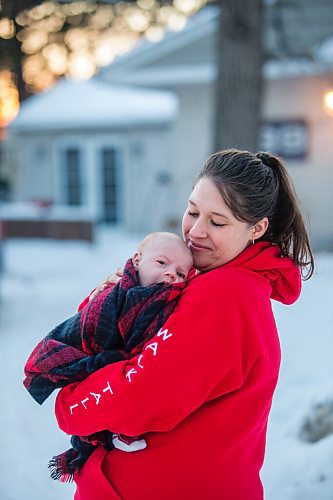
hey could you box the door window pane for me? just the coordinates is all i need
[102,149,118,223]
[64,148,82,205]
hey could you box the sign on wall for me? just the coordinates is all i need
[259,120,308,160]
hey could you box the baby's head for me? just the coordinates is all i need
[133,232,193,286]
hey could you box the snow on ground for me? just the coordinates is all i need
[0,227,332,500]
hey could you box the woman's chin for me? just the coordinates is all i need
[192,255,214,273]
[193,253,229,272]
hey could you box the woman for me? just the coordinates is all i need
[55,149,314,500]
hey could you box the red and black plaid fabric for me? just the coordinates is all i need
[23,258,185,481]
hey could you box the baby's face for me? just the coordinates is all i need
[134,237,193,286]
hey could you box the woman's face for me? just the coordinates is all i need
[182,177,255,272]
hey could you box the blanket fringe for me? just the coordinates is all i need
[48,456,75,483]
[47,435,105,482]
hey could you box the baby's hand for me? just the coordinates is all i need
[89,268,123,301]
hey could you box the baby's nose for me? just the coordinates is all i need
[164,271,176,282]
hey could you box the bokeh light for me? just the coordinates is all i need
[145,25,165,42]
[166,11,187,31]
[67,51,96,80]
[138,0,157,10]
[0,18,16,39]
[64,28,90,50]
[89,6,114,29]
[94,41,116,67]
[43,43,68,75]
[324,89,333,114]
[10,0,208,93]
[0,70,20,127]
[21,29,48,54]
[174,0,205,15]
[125,7,151,32]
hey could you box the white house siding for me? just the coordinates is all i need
[10,131,94,213]
[123,126,177,233]
[263,75,333,249]
[169,83,215,219]
[11,135,55,203]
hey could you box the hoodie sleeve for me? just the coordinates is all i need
[55,269,253,437]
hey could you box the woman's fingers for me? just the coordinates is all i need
[88,283,108,302]
[88,288,99,301]
[89,268,123,302]
[115,267,124,278]
[104,269,123,285]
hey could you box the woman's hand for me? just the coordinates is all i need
[89,268,123,301]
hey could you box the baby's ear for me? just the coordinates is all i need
[132,251,142,269]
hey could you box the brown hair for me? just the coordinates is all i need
[196,149,314,279]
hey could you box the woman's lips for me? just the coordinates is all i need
[188,241,211,252]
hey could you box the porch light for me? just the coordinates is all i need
[323,89,333,114]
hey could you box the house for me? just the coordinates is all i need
[6,6,333,248]
[7,78,178,236]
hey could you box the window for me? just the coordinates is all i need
[102,148,118,223]
[260,120,308,160]
[63,148,82,205]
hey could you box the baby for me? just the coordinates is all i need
[89,232,194,451]
[133,232,193,285]
[24,232,194,480]
[81,232,193,451]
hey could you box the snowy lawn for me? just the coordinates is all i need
[0,227,332,500]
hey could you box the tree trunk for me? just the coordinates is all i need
[214,0,264,152]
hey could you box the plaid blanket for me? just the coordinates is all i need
[23,258,185,481]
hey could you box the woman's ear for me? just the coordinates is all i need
[132,251,142,269]
[252,217,269,241]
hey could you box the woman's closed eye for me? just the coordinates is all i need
[188,211,225,227]
[211,220,226,227]
[157,260,166,266]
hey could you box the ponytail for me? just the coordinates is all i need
[255,152,314,279]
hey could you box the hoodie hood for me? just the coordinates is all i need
[227,241,301,305]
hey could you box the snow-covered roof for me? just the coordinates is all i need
[10,78,178,132]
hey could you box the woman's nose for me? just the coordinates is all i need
[189,218,207,238]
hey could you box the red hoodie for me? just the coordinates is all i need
[55,242,301,500]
